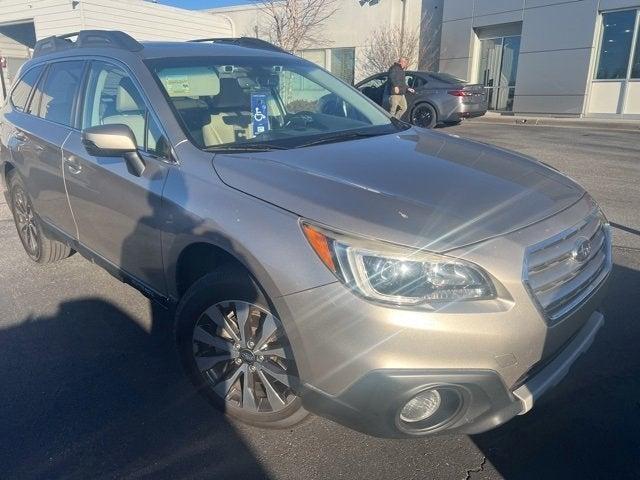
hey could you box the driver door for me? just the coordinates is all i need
[63,60,172,294]
[356,75,388,106]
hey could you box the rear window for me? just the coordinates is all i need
[9,65,44,112]
[427,72,467,84]
[36,61,85,127]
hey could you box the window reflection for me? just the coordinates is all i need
[595,10,637,80]
[632,26,640,78]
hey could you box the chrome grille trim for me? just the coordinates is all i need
[523,209,612,324]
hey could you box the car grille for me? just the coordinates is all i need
[524,209,612,324]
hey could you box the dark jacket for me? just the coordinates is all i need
[388,62,407,95]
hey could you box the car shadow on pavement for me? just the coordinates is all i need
[0,298,269,480]
[471,261,640,479]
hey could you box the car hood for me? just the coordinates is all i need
[212,129,584,252]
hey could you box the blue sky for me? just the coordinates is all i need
[159,0,254,8]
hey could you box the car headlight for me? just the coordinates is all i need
[302,222,495,306]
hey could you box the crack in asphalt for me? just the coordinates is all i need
[463,456,487,480]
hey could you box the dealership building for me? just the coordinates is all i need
[438,0,640,117]
[2,0,639,118]
[210,0,640,118]
[0,0,233,95]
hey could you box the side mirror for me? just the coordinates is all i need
[82,124,146,177]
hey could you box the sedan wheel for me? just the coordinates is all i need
[12,184,40,257]
[192,300,297,415]
[411,103,437,129]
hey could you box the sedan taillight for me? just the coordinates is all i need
[447,89,474,97]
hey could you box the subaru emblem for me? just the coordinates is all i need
[572,238,592,263]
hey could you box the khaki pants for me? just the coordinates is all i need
[389,94,407,119]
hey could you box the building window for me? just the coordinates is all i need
[632,27,640,78]
[595,10,638,80]
[299,48,356,85]
[331,48,355,84]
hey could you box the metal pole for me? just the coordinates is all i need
[399,0,407,56]
[0,66,6,102]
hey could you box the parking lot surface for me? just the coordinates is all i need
[0,122,638,479]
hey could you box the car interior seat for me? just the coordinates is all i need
[203,77,253,146]
[101,77,146,148]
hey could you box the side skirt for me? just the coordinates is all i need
[40,218,176,310]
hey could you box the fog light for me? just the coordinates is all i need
[400,389,442,423]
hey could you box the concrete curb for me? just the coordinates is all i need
[466,115,640,132]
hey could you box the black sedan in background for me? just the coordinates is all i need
[355,71,487,128]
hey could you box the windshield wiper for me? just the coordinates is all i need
[295,131,384,148]
[204,143,289,152]
[390,116,412,130]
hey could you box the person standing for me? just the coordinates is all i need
[387,57,414,119]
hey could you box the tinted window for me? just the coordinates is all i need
[9,65,44,113]
[82,61,169,156]
[596,10,636,80]
[358,75,386,90]
[38,61,85,127]
[406,75,426,89]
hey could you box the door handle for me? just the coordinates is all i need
[64,156,82,175]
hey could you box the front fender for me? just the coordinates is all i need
[161,167,336,302]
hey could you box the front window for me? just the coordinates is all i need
[146,56,402,151]
[81,61,170,158]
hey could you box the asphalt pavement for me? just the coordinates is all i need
[0,122,639,480]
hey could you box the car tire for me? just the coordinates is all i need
[8,172,72,264]
[175,265,309,429]
[411,103,438,129]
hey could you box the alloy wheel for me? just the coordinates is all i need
[192,300,297,414]
[411,105,435,128]
[13,186,39,256]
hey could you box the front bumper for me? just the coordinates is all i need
[275,196,608,437]
[300,311,604,438]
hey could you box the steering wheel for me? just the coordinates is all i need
[284,111,319,130]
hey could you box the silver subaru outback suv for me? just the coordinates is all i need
[0,31,611,437]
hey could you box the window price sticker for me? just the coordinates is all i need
[251,92,270,137]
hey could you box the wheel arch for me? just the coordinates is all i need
[174,241,246,298]
[2,158,16,189]
[168,237,313,383]
[411,100,440,123]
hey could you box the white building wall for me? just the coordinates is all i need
[206,0,441,82]
[78,0,233,41]
[0,34,30,58]
[0,0,233,41]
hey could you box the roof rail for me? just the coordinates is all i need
[33,30,143,58]
[190,37,291,55]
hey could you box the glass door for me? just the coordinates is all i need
[478,35,521,111]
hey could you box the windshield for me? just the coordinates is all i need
[146,56,405,151]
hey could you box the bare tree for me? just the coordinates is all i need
[358,8,441,78]
[255,0,340,53]
[358,25,422,78]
